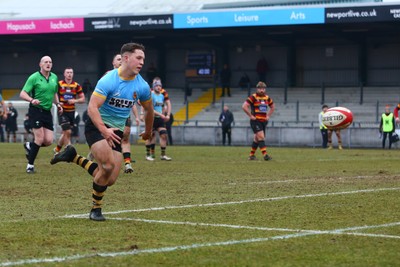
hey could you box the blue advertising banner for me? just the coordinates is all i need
[173,8,325,29]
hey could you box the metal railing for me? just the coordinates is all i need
[179,99,387,124]
[173,119,380,128]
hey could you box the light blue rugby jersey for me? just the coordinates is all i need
[152,91,165,115]
[93,68,151,131]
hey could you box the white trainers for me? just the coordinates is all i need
[146,155,154,161]
[160,155,172,161]
[26,164,35,174]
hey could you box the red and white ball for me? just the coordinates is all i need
[322,107,353,130]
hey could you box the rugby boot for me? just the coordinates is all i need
[50,145,77,165]
[124,163,134,173]
[263,154,272,161]
[89,208,106,221]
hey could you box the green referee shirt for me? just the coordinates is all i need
[22,71,58,111]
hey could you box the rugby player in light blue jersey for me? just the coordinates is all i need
[51,43,154,221]
[144,78,172,161]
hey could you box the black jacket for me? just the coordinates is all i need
[219,110,234,128]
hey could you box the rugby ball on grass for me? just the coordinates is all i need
[322,107,353,130]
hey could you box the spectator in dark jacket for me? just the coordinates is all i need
[5,102,18,142]
[219,105,234,146]
[220,64,231,97]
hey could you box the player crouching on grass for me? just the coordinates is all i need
[242,81,275,161]
[50,43,154,221]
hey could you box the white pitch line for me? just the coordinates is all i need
[107,217,400,239]
[62,187,400,218]
[352,175,375,179]
[107,217,322,233]
[332,221,400,232]
[2,221,400,267]
[0,232,319,267]
[228,175,378,186]
[340,232,400,239]
[228,179,299,185]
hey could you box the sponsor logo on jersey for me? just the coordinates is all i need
[108,97,135,108]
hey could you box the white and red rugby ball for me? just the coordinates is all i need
[322,107,353,130]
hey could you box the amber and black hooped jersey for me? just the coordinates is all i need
[246,93,274,122]
[160,88,169,102]
[58,80,83,112]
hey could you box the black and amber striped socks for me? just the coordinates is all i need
[250,141,258,156]
[258,140,267,156]
[92,182,107,210]
[123,152,131,164]
[73,155,98,176]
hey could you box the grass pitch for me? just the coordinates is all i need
[1,143,400,266]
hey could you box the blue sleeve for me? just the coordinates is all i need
[138,83,151,103]
[93,75,110,99]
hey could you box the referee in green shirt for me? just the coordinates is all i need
[20,56,63,174]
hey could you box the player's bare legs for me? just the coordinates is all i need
[24,127,54,173]
[145,135,156,161]
[248,127,270,161]
[51,138,122,221]
[34,127,53,147]
[91,140,123,186]
[249,130,270,161]
[257,131,271,160]
[328,130,342,149]
[335,130,343,150]
[54,128,72,154]
[158,127,171,161]
[122,125,134,173]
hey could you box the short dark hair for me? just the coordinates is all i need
[322,104,328,109]
[256,81,267,88]
[120,43,145,55]
[112,54,121,60]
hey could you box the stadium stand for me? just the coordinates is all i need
[186,86,399,126]
[173,88,223,125]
